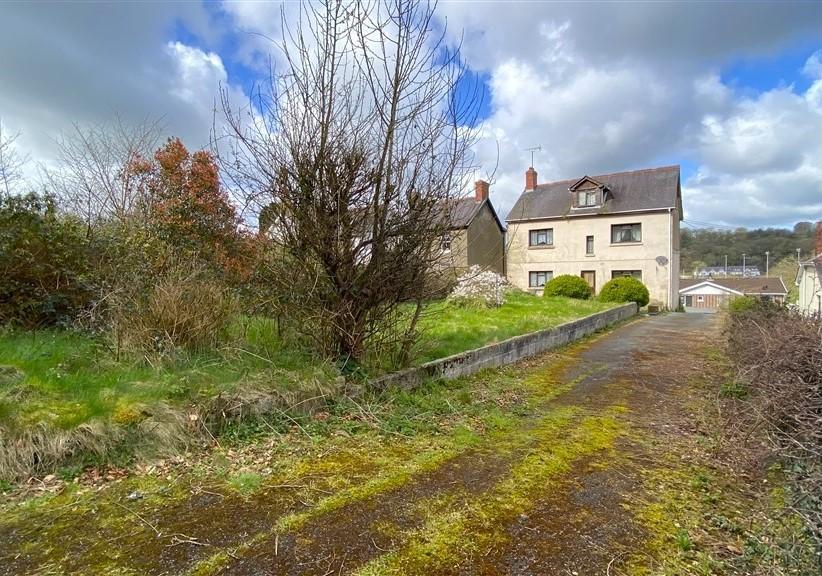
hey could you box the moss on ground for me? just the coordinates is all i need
[354,406,627,575]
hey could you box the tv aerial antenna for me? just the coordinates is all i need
[525,145,542,167]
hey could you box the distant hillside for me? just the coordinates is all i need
[680,222,816,278]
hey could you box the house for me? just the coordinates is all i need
[440,180,506,275]
[505,165,682,308]
[679,277,787,312]
[796,221,822,316]
[696,265,761,278]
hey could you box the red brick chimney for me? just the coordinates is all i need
[816,221,822,257]
[475,179,489,202]
[525,166,538,191]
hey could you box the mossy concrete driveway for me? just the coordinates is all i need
[2,313,733,575]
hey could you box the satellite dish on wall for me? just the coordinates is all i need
[655,256,669,266]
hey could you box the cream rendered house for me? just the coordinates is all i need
[796,221,822,316]
[506,165,682,308]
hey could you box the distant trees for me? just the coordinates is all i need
[680,225,815,275]
[219,0,479,366]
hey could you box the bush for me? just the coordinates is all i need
[110,262,238,357]
[0,194,93,328]
[447,266,508,308]
[541,274,592,299]
[728,295,758,315]
[598,276,650,307]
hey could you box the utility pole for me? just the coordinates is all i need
[724,254,728,277]
[797,248,802,264]
[742,253,746,277]
[765,251,770,276]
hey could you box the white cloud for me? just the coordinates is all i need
[684,60,822,226]
[434,2,822,227]
[0,2,248,177]
[2,1,822,229]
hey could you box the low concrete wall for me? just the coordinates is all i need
[371,302,637,391]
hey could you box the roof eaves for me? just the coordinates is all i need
[506,206,673,224]
[678,280,744,296]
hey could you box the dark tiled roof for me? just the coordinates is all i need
[441,197,505,232]
[445,197,484,228]
[679,276,788,295]
[506,165,680,222]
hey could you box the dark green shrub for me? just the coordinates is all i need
[0,194,93,327]
[542,274,592,299]
[598,276,650,307]
[728,295,758,315]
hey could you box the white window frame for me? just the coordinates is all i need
[576,190,598,207]
[611,223,642,244]
[611,270,643,281]
[529,271,553,288]
[440,232,451,253]
[529,228,553,247]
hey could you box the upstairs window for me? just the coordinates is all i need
[529,228,553,247]
[440,233,451,252]
[586,235,594,255]
[576,189,598,207]
[529,271,553,288]
[611,223,642,244]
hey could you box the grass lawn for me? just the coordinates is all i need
[0,291,616,481]
[0,319,334,432]
[414,291,616,364]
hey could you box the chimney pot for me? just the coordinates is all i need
[525,167,538,191]
[475,179,489,202]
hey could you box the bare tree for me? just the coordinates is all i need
[0,120,28,196]
[48,117,163,228]
[218,0,479,366]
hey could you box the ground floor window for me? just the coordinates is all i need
[529,270,553,287]
[611,270,642,280]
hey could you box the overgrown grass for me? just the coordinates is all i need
[0,319,332,432]
[414,291,615,363]
[0,293,614,481]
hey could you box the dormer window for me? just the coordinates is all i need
[568,175,607,209]
[576,189,598,207]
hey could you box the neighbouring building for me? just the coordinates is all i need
[439,179,506,275]
[696,265,761,278]
[679,277,788,312]
[505,165,682,308]
[796,221,822,316]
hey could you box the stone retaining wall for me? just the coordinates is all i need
[370,302,637,391]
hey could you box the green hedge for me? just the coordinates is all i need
[598,276,650,307]
[542,274,592,299]
[0,194,93,328]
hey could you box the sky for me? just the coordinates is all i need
[1,1,822,229]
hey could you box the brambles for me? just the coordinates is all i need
[726,301,822,553]
[598,276,650,307]
[109,261,238,357]
[541,274,592,300]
